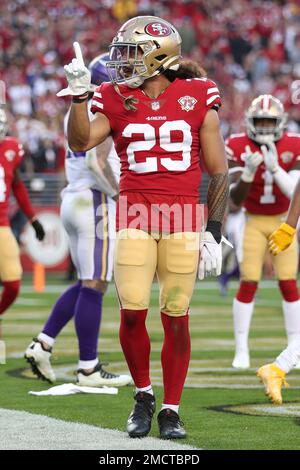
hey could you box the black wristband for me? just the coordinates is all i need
[206,220,222,243]
[72,93,89,103]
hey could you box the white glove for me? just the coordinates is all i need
[262,142,298,198]
[198,232,233,280]
[261,142,279,174]
[57,42,94,97]
[241,145,263,182]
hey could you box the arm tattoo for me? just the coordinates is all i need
[207,172,229,223]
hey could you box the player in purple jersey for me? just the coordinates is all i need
[24,54,131,387]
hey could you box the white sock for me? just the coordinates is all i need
[135,385,153,396]
[282,299,300,344]
[275,339,300,373]
[233,298,254,354]
[78,358,98,370]
[161,404,179,414]
[38,333,55,348]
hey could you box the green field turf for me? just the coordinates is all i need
[1,275,300,450]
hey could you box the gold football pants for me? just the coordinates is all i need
[114,229,200,316]
[0,227,22,281]
[240,213,298,282]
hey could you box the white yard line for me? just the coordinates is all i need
[0,408,198,451]
[14,298,47,306]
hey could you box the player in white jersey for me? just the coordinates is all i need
[61,99,119,283]
[25,54,131,387]
[218,167,245,296]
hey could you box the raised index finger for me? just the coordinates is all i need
[73,42,85,67]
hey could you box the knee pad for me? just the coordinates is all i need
[161,289,190,317]
[279,279,299,302]
[236,281,258,303]
[117,282,149,310]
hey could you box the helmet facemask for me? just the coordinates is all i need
[246,95,287,144]
[246,116,287,144]
[106,42,150,88]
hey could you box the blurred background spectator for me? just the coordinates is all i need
[1,0,300,174]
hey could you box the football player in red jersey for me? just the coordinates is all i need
[0,107,45,321]
[58,16,229,439]
[257,177,300,405]
[227,95,300,370]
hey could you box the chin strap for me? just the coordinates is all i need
[112,83,139,112]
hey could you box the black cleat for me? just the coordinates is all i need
[157,408,186,440]
[127,392,156,438]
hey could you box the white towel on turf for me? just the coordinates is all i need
[28,383,118,396]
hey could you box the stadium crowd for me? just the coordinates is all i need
[0,0,300,172]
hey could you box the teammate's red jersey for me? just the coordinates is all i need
[0,137,24,226]
[226,132,300,215]
[91,77,221,198]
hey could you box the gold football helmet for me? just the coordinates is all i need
[245,94,287,144]
[0,108,7,140]
[106,16,182,88]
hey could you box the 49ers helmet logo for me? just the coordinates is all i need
[145,22,171,37]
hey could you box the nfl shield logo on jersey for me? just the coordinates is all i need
[178,96,197,112]
[151,101,160,111]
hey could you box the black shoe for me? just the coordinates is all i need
[127,392,156,438]
[157,408,186,439]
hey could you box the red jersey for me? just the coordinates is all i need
[0,137,24,226]
[226,132,300,215]
[91,77,221,198]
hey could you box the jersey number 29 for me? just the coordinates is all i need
[122,121,192,173]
